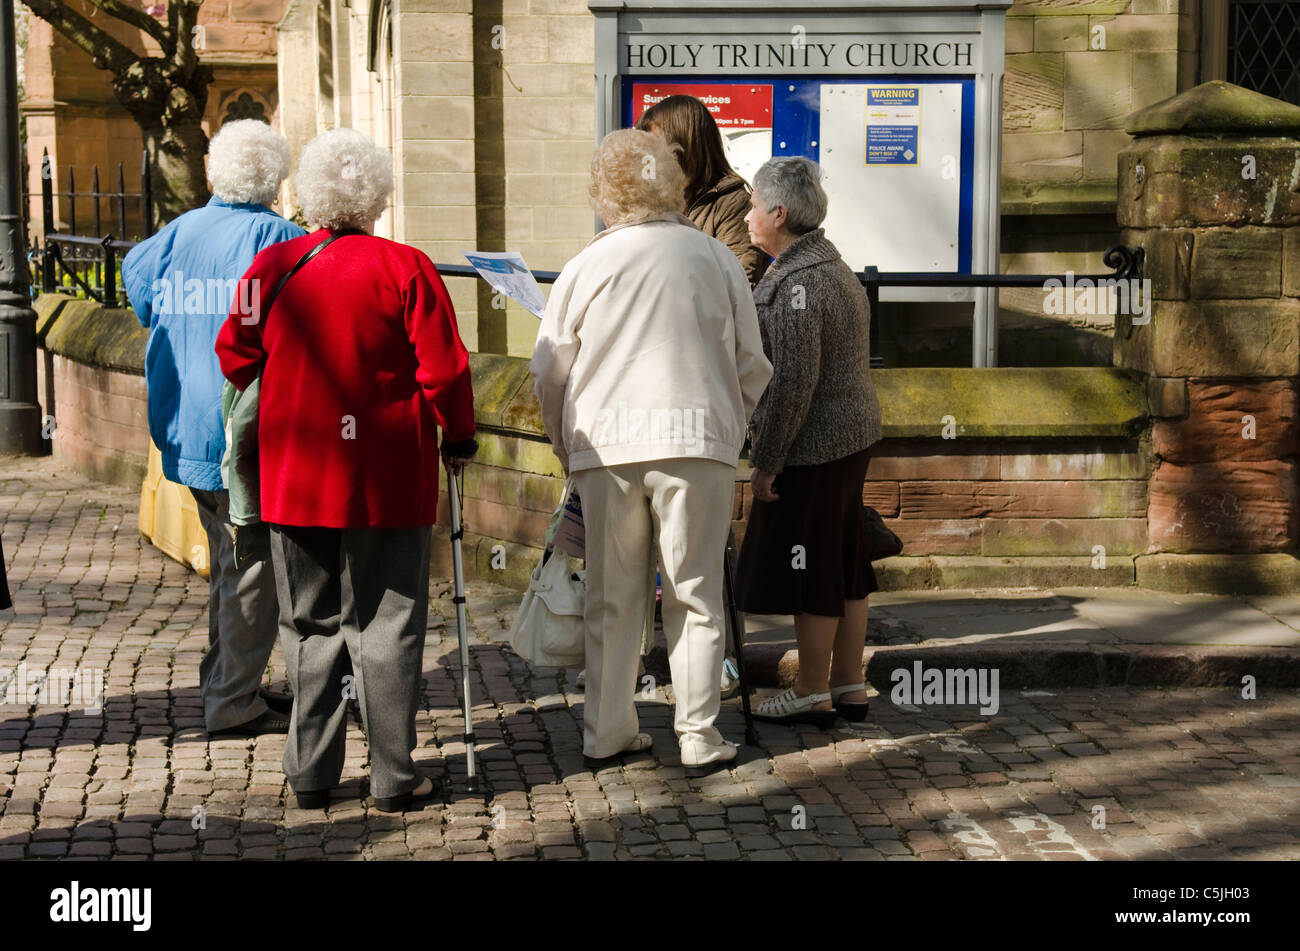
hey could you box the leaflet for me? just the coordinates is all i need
[461,251,547,318]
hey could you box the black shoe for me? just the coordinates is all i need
[259,688,294,715]
[295,789,331,809]
[373,775,438,813]
[209,709,291,737]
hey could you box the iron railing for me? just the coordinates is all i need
[27,149,154,307]
[437,244,1145,369]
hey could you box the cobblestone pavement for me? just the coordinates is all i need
[2,455,1299,861]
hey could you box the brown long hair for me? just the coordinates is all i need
[635,95,738,206]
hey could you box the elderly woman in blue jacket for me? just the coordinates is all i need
[122,120,304,737]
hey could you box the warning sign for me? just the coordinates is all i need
[866,87,920,166]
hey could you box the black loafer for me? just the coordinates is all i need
[295,789,330,809]
[209,709,291,737]
[259,688,294,715]
[373,776,438,813]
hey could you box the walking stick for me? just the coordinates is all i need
[445,461,480,793]
[724,527,759,746]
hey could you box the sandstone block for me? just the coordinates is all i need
[1146,377,1187,418]
[1151,380,1299,463]
[862,482,900,517]
[1004,54,1065,133]
[883,518,981,555]
[1148,459,1296,552]
[1131,51,1179,111]
[999,448,1145,480]
[1189,228,1282,299]
[464,465,523,508]
[1063,52,1132,130]
[981,517,1147,555]
[867,450,999,481]
[1118,137,1300,229]
[1136,227,1192,300]
[1087,14,1179,51]
[1136,552,1300,595]
[901,480,1146,519]
[1082,129,1132,181]
[1114,298,1300,377]
[522,473,564,512]
[1284,228,1300,298]
[1006,16,1035,54]
[1009,1,1128,14]
[1034,15,1088,51]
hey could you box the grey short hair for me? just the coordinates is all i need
[752,157,827,235]
[207,120,291,207]
[294,128,394,231]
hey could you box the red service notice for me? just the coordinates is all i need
[631,82,773,130]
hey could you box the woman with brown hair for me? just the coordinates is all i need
[636,94,769,286]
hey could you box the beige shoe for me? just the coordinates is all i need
[583,732,653,772]
[679,734,738,778]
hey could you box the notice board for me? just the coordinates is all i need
[624,76,974,275]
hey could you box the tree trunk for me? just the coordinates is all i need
[116,62,214,229]
[139,118,210,227]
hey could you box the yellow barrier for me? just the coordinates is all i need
[137,441,210,580]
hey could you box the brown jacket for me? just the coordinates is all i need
[687,173,770,286]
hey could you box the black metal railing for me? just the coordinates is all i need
[436,244,1144,369]
[27,149,154,307]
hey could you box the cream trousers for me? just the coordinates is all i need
[573,457,735,758]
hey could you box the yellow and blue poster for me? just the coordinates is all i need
[866,87,920,165]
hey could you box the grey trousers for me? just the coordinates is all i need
[191,489,279,731]
[269,523,431,800]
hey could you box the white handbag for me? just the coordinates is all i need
[508,478,586,668]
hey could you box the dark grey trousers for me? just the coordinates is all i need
[269,523,431,800]
[191,489,278,731]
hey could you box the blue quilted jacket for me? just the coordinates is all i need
[122,197,304,490]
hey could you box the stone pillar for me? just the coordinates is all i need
[1116,81,1300,593]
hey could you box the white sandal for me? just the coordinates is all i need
[755,687,838,727]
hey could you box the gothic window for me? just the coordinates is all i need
[221,92,270,127]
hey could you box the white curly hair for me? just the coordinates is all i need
[294,128,394,231]
[589,128,686,227]
[207,119,291,207]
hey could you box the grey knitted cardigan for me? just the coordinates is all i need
[748,228,883,473]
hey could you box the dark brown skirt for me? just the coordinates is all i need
[735,447,878,617]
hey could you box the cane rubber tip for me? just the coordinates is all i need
[466,778,482,794]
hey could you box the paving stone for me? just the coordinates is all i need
[4,456,1300,862]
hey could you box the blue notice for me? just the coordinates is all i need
[866,87,920,166]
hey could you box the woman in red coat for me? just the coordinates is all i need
[216,128,476,813]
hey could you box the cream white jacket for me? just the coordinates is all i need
[532,214,773,474]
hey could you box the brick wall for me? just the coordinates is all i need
[45,357,149,489]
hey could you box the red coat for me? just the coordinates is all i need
[216,230,475,528]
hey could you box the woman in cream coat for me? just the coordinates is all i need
[532,128,772,776]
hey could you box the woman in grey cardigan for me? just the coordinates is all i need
[736,156,883,726]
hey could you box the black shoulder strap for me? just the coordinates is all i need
[260,229,363,319]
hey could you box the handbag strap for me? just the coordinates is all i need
[260,228,364,320]
[543,476,577,557]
